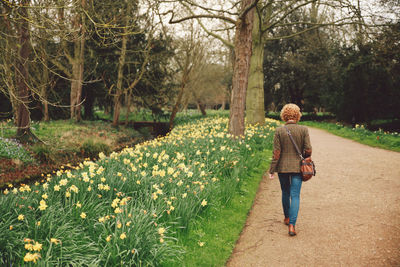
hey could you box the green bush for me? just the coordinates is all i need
[80,139,111,158]
[266,112,335,122]
[31,144,53,163]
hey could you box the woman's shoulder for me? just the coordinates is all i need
[276,123,308,130]
[280,124,308,134]
[298,124,309,131]
[296,124,309,134]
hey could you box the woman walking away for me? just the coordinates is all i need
[267,104,312,236]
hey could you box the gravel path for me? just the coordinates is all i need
[227,127,400,266]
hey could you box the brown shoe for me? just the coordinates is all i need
[288,224,296,236]
[284,217,290,225]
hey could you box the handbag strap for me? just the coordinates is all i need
[284,125,304,160]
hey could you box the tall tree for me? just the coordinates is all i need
[70,0,86,121]
[168,28,206,128]
[228,0,256,136]
[112,0,131,127]
[246,3,268,125]
[166,0,259,137]
[15,0,35,141]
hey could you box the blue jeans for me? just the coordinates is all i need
[278,173,303,226]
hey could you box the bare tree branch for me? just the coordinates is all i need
[196,18,234,48]
[181,0,239,16]
[167,10,236,25]
[265,20,391,41]
[262,0,317,34]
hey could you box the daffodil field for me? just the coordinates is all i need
[0,116,279,266]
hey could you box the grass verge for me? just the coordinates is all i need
[163,150,270,267]
[0,115,279,265]
[301,121,400,152]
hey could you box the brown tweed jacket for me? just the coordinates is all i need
[268,122,312,174]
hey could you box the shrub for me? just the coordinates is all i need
[80,139,111,158]
[266,112,335,122]
[31,144,53,163]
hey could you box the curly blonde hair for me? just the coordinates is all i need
[280,103,302,122]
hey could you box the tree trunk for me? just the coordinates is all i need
[70,0,86,122]
[4,37,18,123]
[113,2,129,127]
[197,100,207,116]
[125,91,132,125]
[182,93,190,112]
[15,0,34,142]
[228,0,256,137]
[169,81,186,129]
[41,55,50,122]
[70,55,79,119]
[246,7,265,125]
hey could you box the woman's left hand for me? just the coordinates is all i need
[264,172,274,180]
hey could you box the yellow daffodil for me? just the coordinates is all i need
[114,207,122,214]
[50,238,61,245]
[25,243,33,251]
[39,200,48,211]
[158,227,165,235]
[32,242,42,251]
[70,185,79,193]
[24,252,41,263]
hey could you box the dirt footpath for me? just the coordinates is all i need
[227,127,400,267]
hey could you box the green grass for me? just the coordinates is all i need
[1,120,139,143]
[0,119,144,188]
[94,108,170,122]
[301,121,400,152]
[94,108,230,125]
[0,119,140,163]
[163,150,270,267]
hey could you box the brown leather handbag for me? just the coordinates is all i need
[284,126,316,181]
